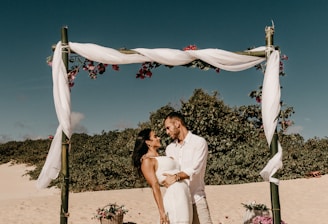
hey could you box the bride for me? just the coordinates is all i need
[132,128,192,224]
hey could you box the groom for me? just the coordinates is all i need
[163,111,213,224]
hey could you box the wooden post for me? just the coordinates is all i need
[270,132,281,224]
[265,24,282,224]
[60,26,70,224]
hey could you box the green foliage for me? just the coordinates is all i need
[242,202,269,211]
[0,139,50,166]
[1,89,328,192]
[68,129,148,192]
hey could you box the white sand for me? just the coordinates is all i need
[0,162,326,224]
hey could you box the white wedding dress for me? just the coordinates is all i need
[154,156,192,224]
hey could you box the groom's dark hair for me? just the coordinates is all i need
[165,111,187,127]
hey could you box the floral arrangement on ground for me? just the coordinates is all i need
[252,215,287,224]
[93,203,128,221]
[242,202,286,224]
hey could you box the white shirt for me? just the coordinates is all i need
[166,131,208,203]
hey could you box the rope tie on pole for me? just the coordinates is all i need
[61,44,70,53]
[271,208,281,211]
[61,139,70,145]
[60,208,70,218]
[265,46,275,59]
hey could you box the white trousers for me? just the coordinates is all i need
[192,197,213,224]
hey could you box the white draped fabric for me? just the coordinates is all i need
[37,42,72,189]
[69,42,266,70]
[260,50,283,185]
[261,50,281,147]
[36,41,282,188]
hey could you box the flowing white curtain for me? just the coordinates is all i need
[260,50,283,185]
[68,42,265,70]
[37,42,72,189]
[37,42,281,188]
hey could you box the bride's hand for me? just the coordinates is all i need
[160,213,170,224]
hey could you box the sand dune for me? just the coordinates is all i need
[0,162,326,224]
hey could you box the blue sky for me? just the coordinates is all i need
[0,0,327,143]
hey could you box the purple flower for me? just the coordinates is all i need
[252,216,286,224]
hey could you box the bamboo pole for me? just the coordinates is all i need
[270,132,281,224]
[265,25,282,224]
[60,26,70,224]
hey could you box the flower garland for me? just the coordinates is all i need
[47,45,223,87]
[248,53,293,132]
[47,45,287,88]
[254,53,288,77]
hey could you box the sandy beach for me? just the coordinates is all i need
[0,162,326,224]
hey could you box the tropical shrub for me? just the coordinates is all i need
[0,89,327,192]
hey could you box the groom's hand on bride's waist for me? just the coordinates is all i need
[162,173,176,188]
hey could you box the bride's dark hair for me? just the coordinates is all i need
[132,128,151,176]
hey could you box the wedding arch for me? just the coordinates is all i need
[37,24,284,224]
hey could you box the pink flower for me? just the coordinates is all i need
[145,70,152,78]
[97,63,106,74]
[256,96,262,103]
[46,56,53,66]
[183,45,198,51]
[112,64,119,71]
[281,54,288,60]
[88,65,95,71]
[252,216,286,224]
